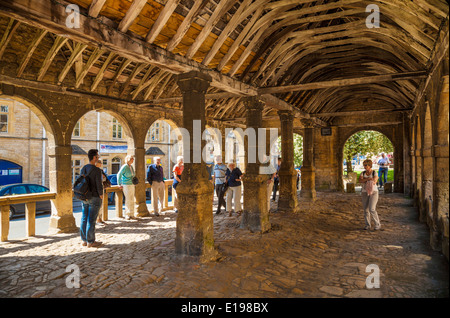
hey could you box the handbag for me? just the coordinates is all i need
[130,165,139,185]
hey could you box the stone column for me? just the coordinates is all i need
[240,96,271,233]
[174,71,217,262]
[48,145,77,234]
[421,148,433,224]
[432,144,449,251]
[277,110,299,212]
[301,126,316,201]
[134,146,150,217]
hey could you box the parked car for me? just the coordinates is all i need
[0,183,51,219]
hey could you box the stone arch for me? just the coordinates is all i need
[0,94,57,147]
[338,127,396,192]
[435,76,449,147]
[224,127,246,171]
[204,125,222,162]
[146,117,184,168]
[69,109,136,150]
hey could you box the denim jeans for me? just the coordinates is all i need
[378,167,388,186]
[80,196,102,244]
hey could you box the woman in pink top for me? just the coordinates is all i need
[172,156,184,213]
[359,159,381,231]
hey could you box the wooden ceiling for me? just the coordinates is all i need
[0,0,448,125]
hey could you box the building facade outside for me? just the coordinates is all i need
[0,97,179,186]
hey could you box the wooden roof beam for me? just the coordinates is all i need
[0,0,257,96]
[258,71,428,94]
[88,0,107,18]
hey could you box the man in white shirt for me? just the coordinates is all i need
[377,153,390,188]
[213,156,227,214]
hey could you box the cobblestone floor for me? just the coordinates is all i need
[0,192,448,298]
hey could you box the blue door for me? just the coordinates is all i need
[0,160,23,186]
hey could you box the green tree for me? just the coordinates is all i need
[277,133,303,167]
[343,130,393,172]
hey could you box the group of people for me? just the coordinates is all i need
[78,149,387,248]
[78,149,168,248]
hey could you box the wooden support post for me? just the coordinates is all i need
[0,205,9,242]
[115,190,123,218]
[25,202,36,237]
[102,195,108,221]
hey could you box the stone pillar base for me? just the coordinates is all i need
[136,203,150,217]
[241,174,271,233]
[175,179,218,262]
[48,214,78,234]
[300,166,316,201]
[278,169,299,212]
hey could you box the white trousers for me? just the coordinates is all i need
[267,180,273,211]
[122,184,135,217]
[226,185,242,212]
[152,181,165,213]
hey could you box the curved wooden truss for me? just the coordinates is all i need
[0,0,448,126]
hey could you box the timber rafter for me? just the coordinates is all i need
[0,0,448,127]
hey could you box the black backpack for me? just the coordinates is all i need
[73,166,95,201]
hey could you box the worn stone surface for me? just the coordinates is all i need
[0,192,448,298]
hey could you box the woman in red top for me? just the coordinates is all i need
[172,156,184,213]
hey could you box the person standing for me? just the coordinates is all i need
[272,157,282,201]
[79,149,103,248]
[147,156,165,216]
[225,162,243,217]
[359,159,381,230]
[95,159,109,225]
[213,155,227,214]
[117,154,137,220]
[377,153,390,188]
[172,156,184,213]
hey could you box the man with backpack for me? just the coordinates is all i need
[77,149,104,248]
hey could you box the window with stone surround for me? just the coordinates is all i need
[0,102,11,134]
[148,121,164,142]
[112,118,122,139]
[71,159,82,183]
[73,121,81,138]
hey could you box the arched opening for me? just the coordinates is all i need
[0,96,55,188]
[0,96,58,236]
[70,110,134,180]
[342,130,394,192]
[275,132,303,190]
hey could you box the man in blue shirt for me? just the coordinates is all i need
[146,156,164,216]
[213,156,227,214]
[377,153,390,188]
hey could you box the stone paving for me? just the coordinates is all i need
[0,192,448,298]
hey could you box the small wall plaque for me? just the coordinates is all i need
[321,127,332,136]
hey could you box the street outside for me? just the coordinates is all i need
[7,198,168,240]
